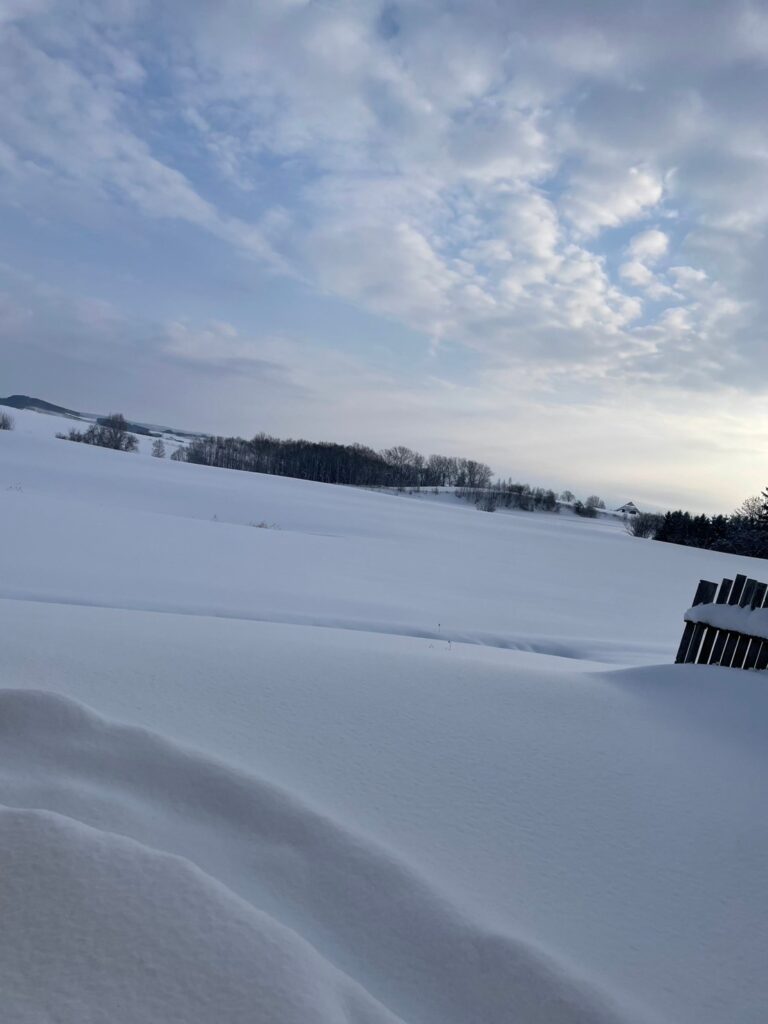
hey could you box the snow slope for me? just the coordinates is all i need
[1,409,767,1023]
[6,407,767,665]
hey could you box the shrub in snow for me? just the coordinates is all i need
[626,512,663,538]
[0,412,14,430]
[573,500,597,518]
[152,439,166,458]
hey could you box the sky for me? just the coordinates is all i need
[1,0,768,511]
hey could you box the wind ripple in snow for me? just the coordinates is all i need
[0,690,649,1024]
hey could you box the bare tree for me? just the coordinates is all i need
[425,454,452,487]
[478,491,498,512]
[0,412,14,430]
[56,413,138,451]
[463,459,493,488]
[381,445,420,487]
[736,494,764,521]
[151,438,166,458]
[94,413,138,451]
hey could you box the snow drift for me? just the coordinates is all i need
[0,689,641,1024]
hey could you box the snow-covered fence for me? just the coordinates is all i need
[675,573,768,670]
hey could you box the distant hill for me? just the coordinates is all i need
[0,395,82,417]
[0,394,205,441]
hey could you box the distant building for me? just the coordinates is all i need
[616,501,640,515]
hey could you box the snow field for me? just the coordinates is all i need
[1,407,768,1023]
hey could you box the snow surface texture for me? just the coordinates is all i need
[2,408,768,1023]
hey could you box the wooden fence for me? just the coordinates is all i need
[675,574,768,669]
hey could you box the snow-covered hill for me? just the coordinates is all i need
[1,408,767,1023]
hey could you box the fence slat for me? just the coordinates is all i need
[744,584,768,671]
[675,579,718,663]
[730,580,758,667]
[699,577,733,664]
[743,638,761,671]
[710,574,747,666]
[684,621,711,664]
[708,629,727,665]
[721,629,742,668]
[740,578,758,608]
[732,633,752,669]
[755,641,768,671]
[729,574,748,605]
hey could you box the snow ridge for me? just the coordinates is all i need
[0,587,668,664]
[0,689,646,1024]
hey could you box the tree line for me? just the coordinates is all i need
[57,414,138,452]
[455,482,607,515]
[53,413,496,488]
[458,480,556,513]
[54,413,615,517]
[181,434,494,489]
[628,492,768,558]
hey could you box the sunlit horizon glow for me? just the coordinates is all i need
[2,1,767,513]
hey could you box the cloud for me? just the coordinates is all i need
[0,16,278,266]
[619,229,677,299]
[3,0,768,507]
[669,266,708,291]
[4,1,760,388]
[619,261,654,289]
[627,229,669,263]
[563,167,665,238]
[162,320,293,380]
